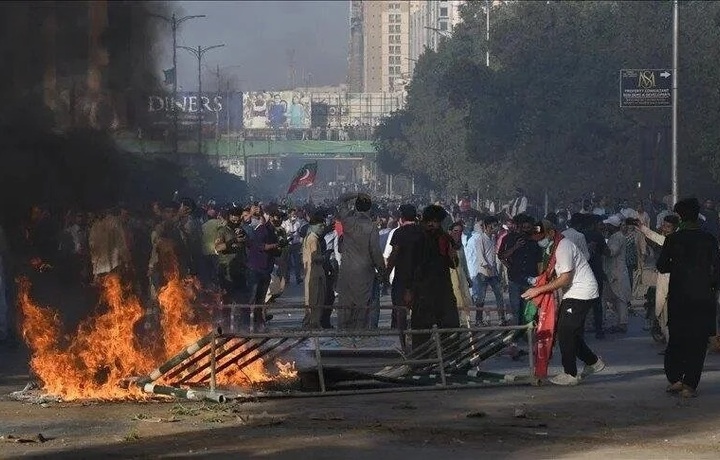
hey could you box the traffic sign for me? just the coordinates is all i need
[620,69,672,108]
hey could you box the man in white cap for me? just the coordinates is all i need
[603,214,631,334]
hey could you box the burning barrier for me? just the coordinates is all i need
[17,272,295,401]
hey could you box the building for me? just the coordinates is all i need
[347,0,413,93]
[348,1,471,93]
[409,1,465,74]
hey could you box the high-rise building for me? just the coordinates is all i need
[347,0,413,93]
[347,1,483,93]
[409,0,465,74]
[347,0,364,93]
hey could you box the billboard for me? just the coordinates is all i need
[141,92,243,134]
[243,91,311,130]
[310,93,403,128]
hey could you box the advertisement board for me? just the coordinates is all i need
[620,69,672,108]
[141,92,243,133]
[242,91,311,130]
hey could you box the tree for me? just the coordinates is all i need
[375,1,720,205]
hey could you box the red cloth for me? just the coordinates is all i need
[334,220,343,237]
[530,234,564,379]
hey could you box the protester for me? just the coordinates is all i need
[467,217,505,326]
[602,214,631,334]
[637,214,680,343]
[657,198,720,398]
[336,193,385,329]
[522,219,605,386]
[499,214,542,325]
[301,210,328,329]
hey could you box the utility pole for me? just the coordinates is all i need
[178,44,225,156]
[671,0,679,205]
[149,13,205,162]
[486,0,490,67]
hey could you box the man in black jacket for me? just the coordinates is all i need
[657,197,720,398]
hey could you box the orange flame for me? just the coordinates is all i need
[19,254,296,400]
[19,274,153,400]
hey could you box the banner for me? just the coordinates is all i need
[243,91,311,130]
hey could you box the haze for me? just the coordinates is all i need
[165,0,350,92]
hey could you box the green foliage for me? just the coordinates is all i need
[376,1,720,201]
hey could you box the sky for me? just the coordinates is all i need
[160,1,350,92]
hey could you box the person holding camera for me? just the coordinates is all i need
[499,214,543,325]
[214,207,249,331]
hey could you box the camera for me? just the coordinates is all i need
[625,218,641,227]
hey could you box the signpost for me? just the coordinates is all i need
[619,69,672,108]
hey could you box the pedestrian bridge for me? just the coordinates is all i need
[115,138,377,160]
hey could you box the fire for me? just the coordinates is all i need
[19,263,296,400]
[19,274,153,400]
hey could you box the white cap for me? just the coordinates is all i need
[603,214,623,227]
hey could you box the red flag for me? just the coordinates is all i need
[287,162,318,194]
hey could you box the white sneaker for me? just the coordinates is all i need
[549,373,580,386]
[581,358,606,378]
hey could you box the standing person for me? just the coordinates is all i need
[281,209,305,285]
[90,207,131,282]
[244,211,280,331]
[509,188,528,217]
[582,215,609,339]
[301,211,328,329]
[638,214,680,343]
[409,205,460,355]
[214,208,248,331]
[178,198,204,279]
[657,198,720,397]
[499,214,543,325]
[201,206,223,288]
[336,193,385,330]
[522,220,605,386]
[385,204,422,338]
[602,214,631,334]
[448,221,474,326]
[562,213,590,261]
[468,217,505,326]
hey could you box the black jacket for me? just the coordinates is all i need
[657,227,720,336]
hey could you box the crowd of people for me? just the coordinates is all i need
[1,190,719,397]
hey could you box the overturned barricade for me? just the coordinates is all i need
[131,305,537,402]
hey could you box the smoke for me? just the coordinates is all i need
[0,1,214,231]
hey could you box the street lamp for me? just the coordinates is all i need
[204,63,244,164]
[149,13,206,161]
[178,44,225,156]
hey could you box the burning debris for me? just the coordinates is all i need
[17,271,297,402]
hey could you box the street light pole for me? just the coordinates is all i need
[486,0,490,67]
[671,0,679,205]
[178,44,225,156]
[149,13,205,162]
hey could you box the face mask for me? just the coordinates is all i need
[538,237,552,249]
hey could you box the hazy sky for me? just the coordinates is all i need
[160,1,350,92]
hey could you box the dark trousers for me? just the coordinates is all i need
[593,276,604,333]
[557,297,599,376]
[240,269,271,329]
[664,332,709,389]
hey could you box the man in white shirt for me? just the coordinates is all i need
[561,213,590,261]
[467,217,505,325]
[281,208,306,285]
[522,220,605,386]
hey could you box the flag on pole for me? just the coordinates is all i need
[287,162,318,194]
[163,67,176,86]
